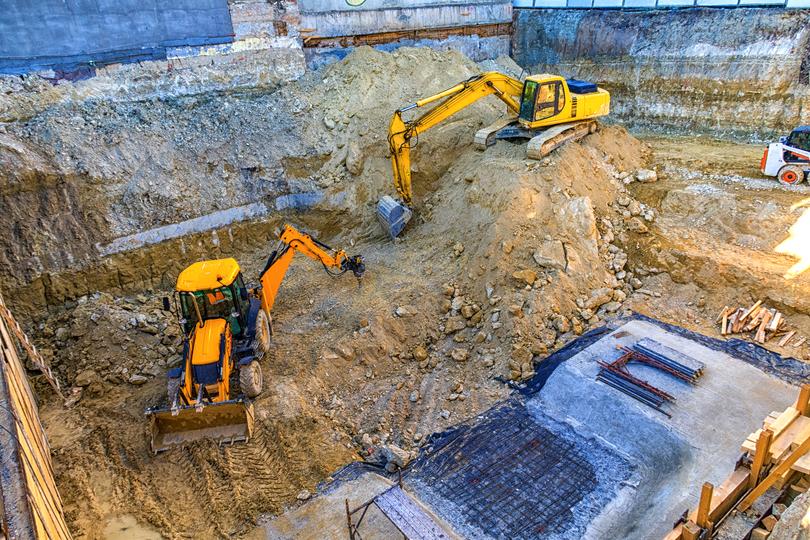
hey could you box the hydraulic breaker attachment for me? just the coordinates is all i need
[146,399,254,454]
[377,195,413,238]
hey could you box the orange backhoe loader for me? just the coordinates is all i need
[145,224,364,452]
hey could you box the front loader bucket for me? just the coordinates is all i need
[146,399,254,454]
[377,195,413,238]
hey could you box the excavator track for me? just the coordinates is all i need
[474,116,520,150]
[526,120,597,160]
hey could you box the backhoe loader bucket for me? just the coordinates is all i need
[377,195,413,238]
[146,399,254,453]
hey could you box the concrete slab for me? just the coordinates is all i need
[533,319,796,539]
[261,470,459,540]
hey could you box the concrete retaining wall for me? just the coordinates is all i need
[512,8,810,137]
[0,0,234,74]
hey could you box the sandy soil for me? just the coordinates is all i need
[8,49,809,539]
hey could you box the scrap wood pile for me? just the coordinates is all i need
[596,338,704,417]
[718,301,806,346]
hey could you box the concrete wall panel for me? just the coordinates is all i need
[0,0,234,74]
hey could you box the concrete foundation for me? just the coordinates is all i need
[268,318,797,539]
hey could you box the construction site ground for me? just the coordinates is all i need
[4,48,808,538]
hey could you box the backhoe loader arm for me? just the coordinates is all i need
[257,224,365,313]
[388,71,524,205]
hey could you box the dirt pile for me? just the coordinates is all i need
[0,46,507,315]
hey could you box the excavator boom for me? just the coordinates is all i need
[258,224,365,314]
[378,72,523,237]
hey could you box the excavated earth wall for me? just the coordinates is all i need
[512,8,810,138]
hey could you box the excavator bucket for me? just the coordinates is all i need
[146,399,254,453]
[377,195,413,238]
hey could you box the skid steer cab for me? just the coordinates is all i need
[761,126,810,185]
[146,258,269,453]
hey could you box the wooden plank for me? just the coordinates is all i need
[682,521,700,540]
[768,407,800,439]
[696,482,713,530]
[739,435,810,512]
[750,528,770,540]
[721,311,730,335]
[750,429,774,489]
[790,452,810,474]
[687,468,751,525]
[770,416,810,462]
[797,385,810,416]
[779,331,797,347]
[716,306,731,324]
[793,336,807,348]
[769,312,782,332]
[741,300,763,322]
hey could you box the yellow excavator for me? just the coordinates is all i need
[377,72,610,237]
[145,224,364,453]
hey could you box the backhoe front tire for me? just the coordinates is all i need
[240,361,263,398]
[253,309,272,359]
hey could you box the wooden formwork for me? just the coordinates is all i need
[0,293,71,540]
[664,384,810,539]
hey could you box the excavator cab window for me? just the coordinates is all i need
[533,81,563,122]
[179,288,237,334]
[519,81,538,122]
[519,80,564,124]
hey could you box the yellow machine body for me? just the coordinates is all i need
[146,225,364,453]
[517,74,610,129]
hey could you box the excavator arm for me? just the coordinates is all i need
[388,71,524,206]
[258,224,365,313]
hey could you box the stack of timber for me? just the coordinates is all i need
[717,301,804,346]
[663,384,810,540]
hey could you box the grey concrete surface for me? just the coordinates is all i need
[261,471,458,539]
[533,319,796,539]
[0,0,233,73]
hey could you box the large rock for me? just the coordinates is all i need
[512,269,537,286]
[383,444,411,468]
[585,288,614,310]
[74,369,100,387]
[635,169,658,183]
[533,239,566,270]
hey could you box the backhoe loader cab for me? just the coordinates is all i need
[175,259,252,339]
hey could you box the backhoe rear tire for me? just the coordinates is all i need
[253,309,272,359]
[240,361,263,398]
